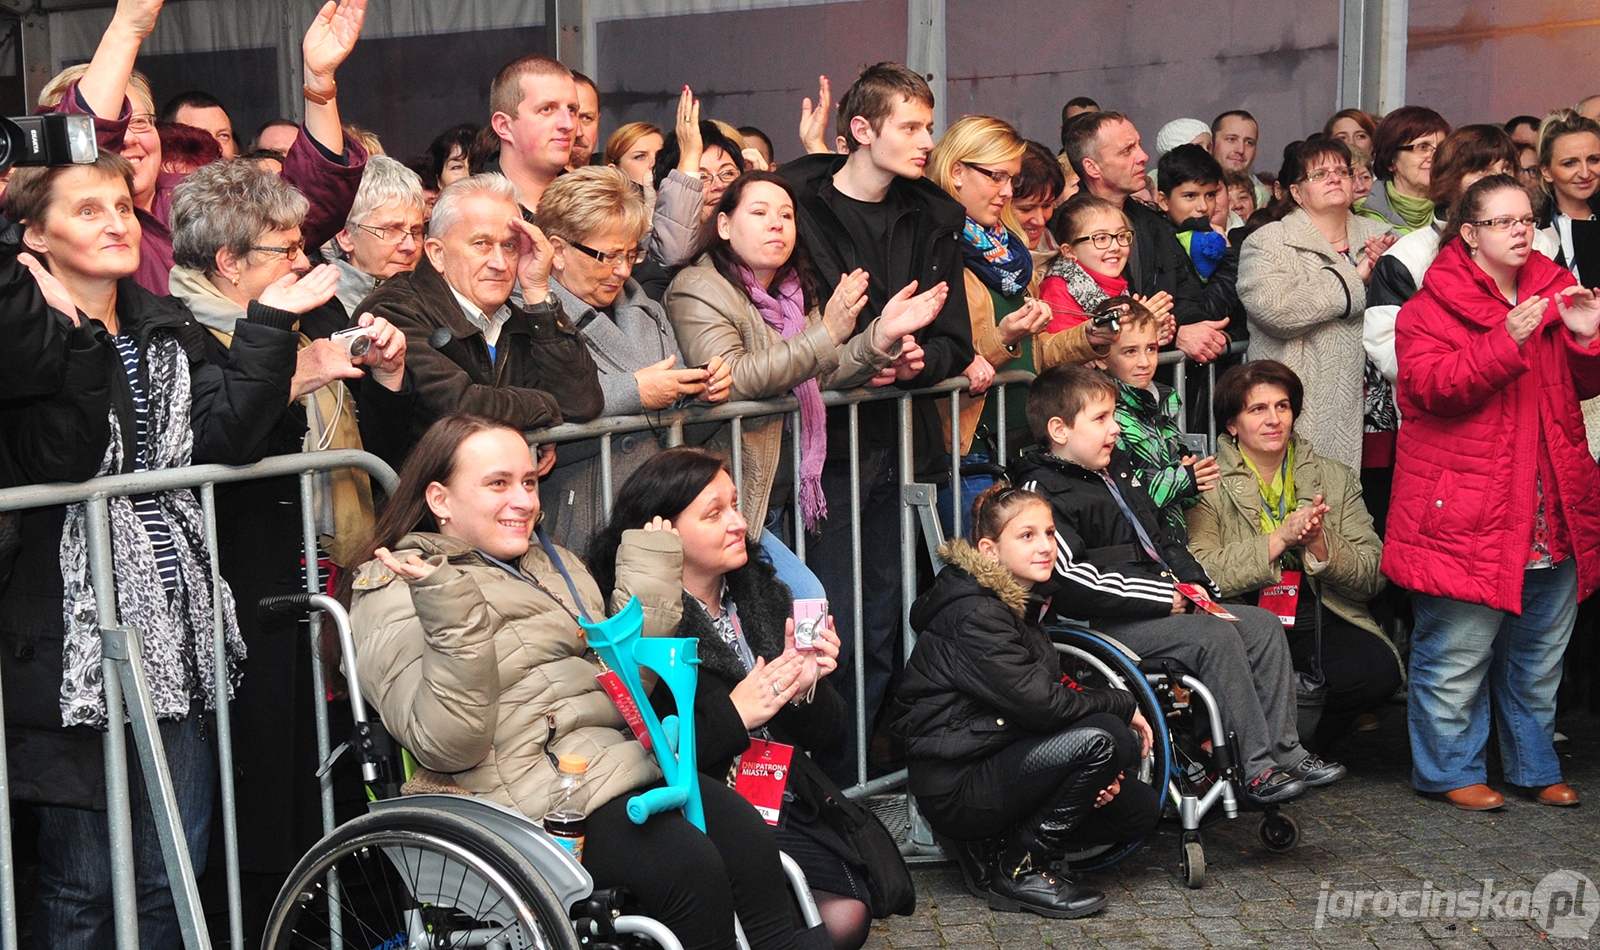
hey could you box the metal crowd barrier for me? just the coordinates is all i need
[0,343,1245,950]
[0,450,398,950]
[526,341,1248,860]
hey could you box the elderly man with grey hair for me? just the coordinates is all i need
[331,155,429,314]
[354,172,604,442]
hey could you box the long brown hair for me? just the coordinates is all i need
[350,413,522,578]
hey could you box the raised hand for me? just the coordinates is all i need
[18,253,79,325]
[674,86,703,175]
[996,296,1052,346]
[1505,295,1546,347]
[1174,319,1230,363]
[258,263,340,314]
[799,75,833,155]
[303,0,366,88]
[1357,233,1398,282]
[111,0,164,40]
[509,218,554,303]
[375,546,438,581]
[822,269,870,344]
[1556,285,1600,346]
[1186,454,1221,492]
[353,313,406,390]
[729,652,805,729]
[872,280,948,350]
[641,515,677,534]
[288,338,364,402]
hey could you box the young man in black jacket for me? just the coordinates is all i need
[779,62,974,784]
[1011,366,1345,805]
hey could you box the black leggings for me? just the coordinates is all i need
[1285,611,1403,751]
[583,777,799,950]
[911,713,1162,845]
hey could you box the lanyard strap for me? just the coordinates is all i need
[1099,472,1171,571]
[535,525,594,622]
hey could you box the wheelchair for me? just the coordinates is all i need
[257,592,822,950]
[1049,624,1301,889]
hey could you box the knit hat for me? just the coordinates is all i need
[1155,118,1212,158]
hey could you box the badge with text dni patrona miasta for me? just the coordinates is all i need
[1257,570,1302,628]
[734,738,795,825]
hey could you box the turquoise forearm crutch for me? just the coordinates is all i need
[580,596,705,831]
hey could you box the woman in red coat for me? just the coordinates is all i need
[1386,174,1600,811]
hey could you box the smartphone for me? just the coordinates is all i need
[792,598,827,651]
[1181,434,1210,456]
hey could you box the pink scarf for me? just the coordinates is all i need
[738,264,828,531]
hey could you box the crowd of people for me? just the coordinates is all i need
[0,0,1597,945]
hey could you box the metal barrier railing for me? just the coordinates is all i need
[0,341,1244,949]
[0,450,399,950]
[526,341,1247,859]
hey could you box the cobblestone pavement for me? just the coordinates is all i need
[865,705,1600,949]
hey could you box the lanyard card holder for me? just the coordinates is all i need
[1257,570,1302,628]
[734,738,795,826]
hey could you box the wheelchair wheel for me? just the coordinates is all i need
[1180,835,1206,889]
[1258,810,1300,853]
[1050,629,1172,872]
[264,806,580,950]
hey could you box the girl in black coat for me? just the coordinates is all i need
[889,484,1162,920]
[591,448,904,950]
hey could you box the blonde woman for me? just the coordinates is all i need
[604,121,665,187]
[927,116,1102,525]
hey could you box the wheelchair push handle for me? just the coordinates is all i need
[257,592,373,729]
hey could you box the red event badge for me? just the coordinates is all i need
[734,738,795,825]
[1257,570,1302,628]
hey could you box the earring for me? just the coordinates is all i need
[438,516,448,526]
[231,276,239,286]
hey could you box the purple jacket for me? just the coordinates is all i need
[47,83,368,295]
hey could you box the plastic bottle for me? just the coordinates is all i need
[543,754,589,863]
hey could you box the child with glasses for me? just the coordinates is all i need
[1037,194,1175,356]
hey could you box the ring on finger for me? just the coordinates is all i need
[770,681,782,697]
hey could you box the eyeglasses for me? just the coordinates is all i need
[697,168,740,186]
[961,163,1015,187]
[355,223,426,244]
[1303,167,1353,184]
[1397,141,1439,157]
[566,239,641,268]
[1467,214,1537,231]
[128,113,157,134]
[1070,229,1134,249]
[250,239,306,260]
[1518,166,1541,180]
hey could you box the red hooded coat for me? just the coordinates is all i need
[1383,240,1600,612]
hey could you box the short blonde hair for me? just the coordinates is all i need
[39,65,153,113]
[928,115,1028,233]
[535,165,649,246]
[342,124,385,157]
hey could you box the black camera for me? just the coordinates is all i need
[1090,301,1128,334]
[0,115,99,172]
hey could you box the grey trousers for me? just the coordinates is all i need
[1093,604,1305,779]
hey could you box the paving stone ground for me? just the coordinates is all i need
[865,704,1600,949]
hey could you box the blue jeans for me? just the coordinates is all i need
[35,713,216,950]
[1407,559,1577,792]
[757,507,827,601]
[935,453,995,544]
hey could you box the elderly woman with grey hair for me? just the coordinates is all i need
[331,155,429,314]
[166,157,417,925]
[536,164,733,553]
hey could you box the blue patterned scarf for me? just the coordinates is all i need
[960,218,1033,297]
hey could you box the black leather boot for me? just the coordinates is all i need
[935,833,992,897]
[985,832,1106,919]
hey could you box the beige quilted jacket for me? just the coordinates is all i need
[348,528,684,820]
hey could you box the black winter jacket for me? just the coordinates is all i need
[779,155,975,460]
[1011,447,1216,623]
[0,278,301,809]
[354,256,604,442]
[651,550,846,775]
[1121,199,1210,328]
[889,539,1135,768]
